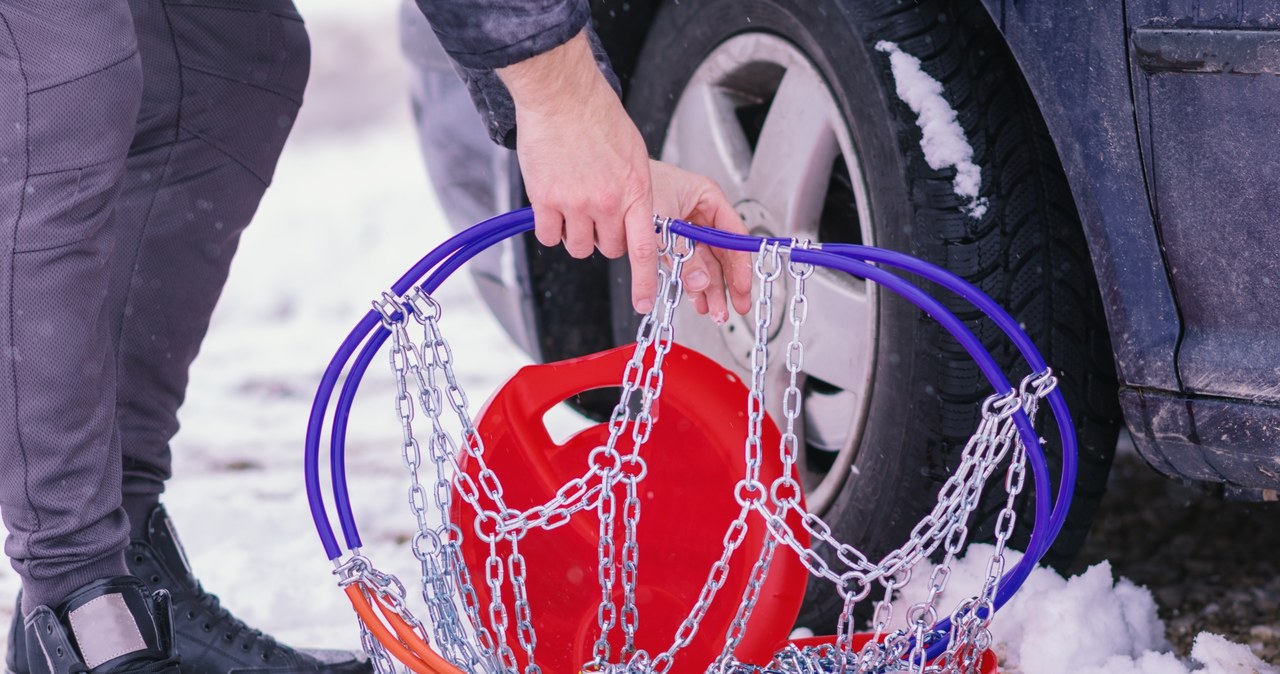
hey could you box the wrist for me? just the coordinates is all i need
[498,30,616,120]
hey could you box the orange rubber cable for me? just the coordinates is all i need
[370,590,470,674]
[343,584,465,674]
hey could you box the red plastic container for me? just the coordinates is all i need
[457,343,810,674]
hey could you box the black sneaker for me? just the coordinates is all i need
[123,505,369,674]
[5,576,179,674]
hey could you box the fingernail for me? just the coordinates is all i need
[688,271,709,290]
[636,298,654,314]
[713,310,729,325]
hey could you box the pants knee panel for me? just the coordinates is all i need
[166,2,310,182]
[17,53,143,252]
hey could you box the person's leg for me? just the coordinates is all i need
[94,4,365,672]
[0,0,143,613]
[0,4,182,674]
[111,0,310,519]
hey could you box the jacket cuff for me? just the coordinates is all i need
[453,24,622,149]
[415,0,591,71]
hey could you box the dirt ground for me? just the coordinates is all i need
[1073,436,1280,663]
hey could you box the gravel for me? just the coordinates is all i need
[1073,435,1280,664]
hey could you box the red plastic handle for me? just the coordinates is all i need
[492,344,640,449]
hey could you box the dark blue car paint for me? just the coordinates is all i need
[979,0,1183,392]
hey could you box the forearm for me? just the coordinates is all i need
[410,1,749,317]
[497,30,616,124]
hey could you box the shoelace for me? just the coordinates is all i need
[189,587,279,661]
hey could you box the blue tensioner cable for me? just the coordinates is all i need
[305,207,1078,663]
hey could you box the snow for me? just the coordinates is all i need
[0,8,1275,674]
[1192,634,1279,674]
[875,41,989,220]
[887,546,1278,674]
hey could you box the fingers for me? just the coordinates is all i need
[624,203,658,313]
[530,154,748,318]
[715,246,753,317]
[689,291,710,316]
[595,228,626,259]
[679,244,712,295]
[562,211,595,259]
[531,199,628,259]
[685,246,729,322]
[705,194,754,316]
[532,204,563,248]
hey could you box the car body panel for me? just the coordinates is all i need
[1129,24,1280,400]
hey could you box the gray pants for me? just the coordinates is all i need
[0,0,308,610]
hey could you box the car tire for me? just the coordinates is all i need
[621,0,1122,631]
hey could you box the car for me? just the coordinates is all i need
[400,0,1280,629]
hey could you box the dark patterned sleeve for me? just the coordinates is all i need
[414,0,591,70]
[412,0,622,149]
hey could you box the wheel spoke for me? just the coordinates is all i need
[746,66,840,237]
[797,270,873,393]
[665,81,751,201]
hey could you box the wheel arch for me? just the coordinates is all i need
[964,0,1180,394]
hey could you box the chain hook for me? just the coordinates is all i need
[372,292,406,329]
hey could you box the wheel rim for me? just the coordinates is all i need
[661,33,877,514]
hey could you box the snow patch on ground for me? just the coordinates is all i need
[1191,633,1280,674]
[875,40,988,220]
[888,545,1279,674]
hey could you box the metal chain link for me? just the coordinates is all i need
[380,293,501,673]
[344,237,1062,674]
[507,535,541,674]
[643,240,785,674]
[716,240,812,669]
[590,219,693,669]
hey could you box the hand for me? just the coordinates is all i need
[649,160,752,322]
[498,32,751,319]
[498,31,659,313]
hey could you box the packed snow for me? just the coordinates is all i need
[886,546,1277,673]
[875,40,989,220]
[0,5,1274,674]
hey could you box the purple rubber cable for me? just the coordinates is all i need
[306,208,534,558]
[304,209,1078,663]
[328,225,528,550]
